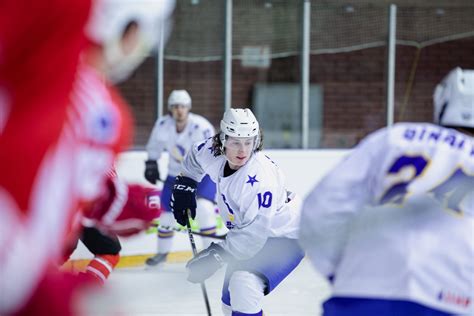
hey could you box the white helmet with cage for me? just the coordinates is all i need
[85,0,175,83]
[220,108,260,150]
[168,90,192,109]
[433,67,474,129]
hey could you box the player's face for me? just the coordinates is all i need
[171,104,190,123]
[224,136,255,170]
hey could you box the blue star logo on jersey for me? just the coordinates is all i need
[246,175,258,186]
[91,108,117,144]
[99,116,110,129]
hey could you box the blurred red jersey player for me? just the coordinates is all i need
[0,0,92,314]
[0,0,174,314]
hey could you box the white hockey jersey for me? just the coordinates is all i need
[146,113,214,177]
[299,122,474,315]
[181,137,301,260]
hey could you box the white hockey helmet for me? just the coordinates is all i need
[85,0,175,83]
[433,67,474,129]
[220,108,260,149]
[168,90,192,109]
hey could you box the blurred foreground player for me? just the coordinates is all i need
[171,108,304,316]
[67,0,174,289]
[0,0,92,314]
[0,0,174,314]
[299,67,474,316]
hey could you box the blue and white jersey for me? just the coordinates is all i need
[146,113,214,177]
[181,137,301,260]
[299,122,474,315]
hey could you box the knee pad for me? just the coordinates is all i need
[228,271,265,314]
[196,199,217,249]
[195,198,216,231]
[157,211,175,238]
[159,212,176,228]
[156,212,175,252]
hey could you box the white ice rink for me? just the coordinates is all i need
[84,258,331,316]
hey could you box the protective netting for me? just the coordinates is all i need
[310,2,387,54]
[397,6,474,47]
[164,0,474,61]
[164,0,225,61]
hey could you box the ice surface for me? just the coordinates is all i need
[83,258,330,316]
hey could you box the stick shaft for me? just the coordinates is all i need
[151,223,226,240]
[186,209,212,316]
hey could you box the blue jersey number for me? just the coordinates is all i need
[380,155,473,214]
[257,192,273,208]
[380,156,428,204]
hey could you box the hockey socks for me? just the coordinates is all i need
[85,254,120,284]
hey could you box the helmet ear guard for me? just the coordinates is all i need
[433,67,474,129]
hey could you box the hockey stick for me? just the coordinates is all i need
[151,223,226,240]
[186,209,212,316]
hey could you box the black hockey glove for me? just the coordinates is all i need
[144,160,160,184]
[170,175,197,226]
[186,243,229,283]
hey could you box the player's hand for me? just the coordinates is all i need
[144,160,160,184]
[170,175,197,226]
[82,179,162,237]
[186,243,228,283]
[108,185,162,236]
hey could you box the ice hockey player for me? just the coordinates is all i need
[0,0,174,314]
[171,108,304,315]
[299,67,474,316]
[144,89,217,266]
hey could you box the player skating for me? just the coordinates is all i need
[0,1,92,314]
[144,90,217,266]
[171,108,304,316]
[63,0,173,285]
